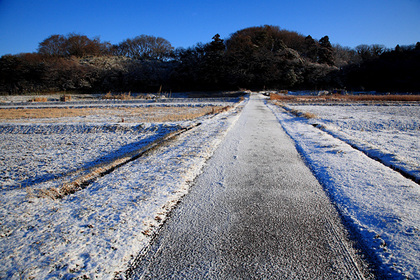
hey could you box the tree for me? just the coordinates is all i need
[113,35,173,61]
[201,34,227,87]
[303,35,318,62]
[224,25,308,89]
[333,44,357,67]
[65,33,98,57]
[206,34,225,53]
[38,35,67,57]
[38,33,110,57]
[355,44,386,62]
[318,36,334,65]
[370,44,387,57]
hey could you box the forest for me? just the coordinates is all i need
[0,25,419,94]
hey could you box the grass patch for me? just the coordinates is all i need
[0,108,97,119]
[270,93,420,103]
[301,112,317,119]
[29,97,48,102]
[0,106,232,122]
[289,108,317,119]
[271,100,317,119]
[102,92,133,100]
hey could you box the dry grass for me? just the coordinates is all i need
[60,95,71,102]
[288,108,317,119]
[0,106,231,122]
[0,108,97,119]
[301,112,317,119]
[29,97,48,102]
[270,93,420,103]
[119,106,231,122]
[36,158,128,199]
[102,92,133,100]
[270,100,317,119]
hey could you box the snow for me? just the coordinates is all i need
[288,103,420,183]
[0,96,239,110]
[1,94,419,279]
[267,101,420,279]
[0,99,244,279]
[0,123,181,191]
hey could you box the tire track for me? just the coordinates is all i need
[38,123,201,199]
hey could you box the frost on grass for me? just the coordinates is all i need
[0,123,181,192]
[287,104,420,182]
[268,102,420,279]
[0,101,243,279]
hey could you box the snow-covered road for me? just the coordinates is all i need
[129,94,368,279]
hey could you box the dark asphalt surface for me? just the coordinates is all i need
[129,94,368,279]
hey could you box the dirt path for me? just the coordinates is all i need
[128,94,369,279]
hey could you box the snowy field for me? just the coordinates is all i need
[287,103,420,183]
[1,93,419,279]
[0,98,244,279]
[267,100,420,279]
[0,123,181,192]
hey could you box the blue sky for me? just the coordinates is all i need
[0,0,419,56]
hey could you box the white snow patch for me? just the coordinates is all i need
[288,104,420,182]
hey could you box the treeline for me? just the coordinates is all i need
[1,25,419,94]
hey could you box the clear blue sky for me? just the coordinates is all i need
[0,0,419,56]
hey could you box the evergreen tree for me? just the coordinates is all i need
[202,34,226,88]
[318,36,334,65]
[303,35,318,62]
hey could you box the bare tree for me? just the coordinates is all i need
[38,33,110,57]
[333,44,358,67]
[38,35,67,57]
[113,35,173,60]
[356,44,386,62]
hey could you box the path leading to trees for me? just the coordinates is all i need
[129,94,367,279]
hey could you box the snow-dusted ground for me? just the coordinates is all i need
[267,101,420,279]
[287,103,420,183]
[0,123,181,192]
[0,99,244,279]
[2,94,419,279]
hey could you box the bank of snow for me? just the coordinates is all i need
[0,102,244,279]
[267,102,420,279]
[288,104,420,183]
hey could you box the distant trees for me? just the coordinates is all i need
[222,26,343,89]
[37,33,174,61]
[343,43,420,91]
[355,44,387,62]
[112,35,174,61]
[223,25,305,89]
[38,35,67,57]
[1,27,419,95]
[38,33,111,57]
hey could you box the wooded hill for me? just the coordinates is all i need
[1,25,419,94]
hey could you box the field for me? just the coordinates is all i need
[1,93,419,279]
[277,101,420,183]
[0,96,243,279]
